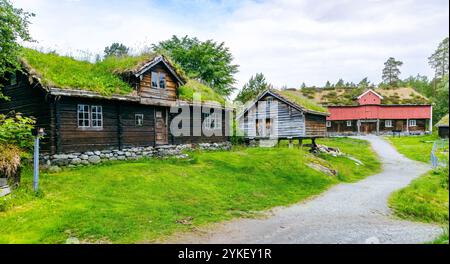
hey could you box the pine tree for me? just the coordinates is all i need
[235,73,271,103]
[428,37,449,80]
[382,57,403,86]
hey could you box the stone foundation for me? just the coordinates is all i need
[40,142,231,170]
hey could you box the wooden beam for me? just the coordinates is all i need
[55,99,62,154]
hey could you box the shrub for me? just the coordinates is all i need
[0,144,22,187]
[0,113,35,150]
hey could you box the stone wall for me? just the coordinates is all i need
[40,142,231,170]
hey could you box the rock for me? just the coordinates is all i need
[0,186,11,197]
[49,166,62,173]
[88,155,101,164]
[80,155,89,160]
[53,154,69,159]
[71,158,81,165]
[125,152,132,157]
[52,158,69,166]
[94,151,101,156]
[117,156,126,160]
[85,152,94,156]
[65,237,80,244]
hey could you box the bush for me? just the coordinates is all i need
[0,113,35,150]
[0,144,22,187]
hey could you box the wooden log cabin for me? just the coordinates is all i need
[237,89,329,146]
[0,49,230,154]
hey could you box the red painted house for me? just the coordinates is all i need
[325,89,432,135]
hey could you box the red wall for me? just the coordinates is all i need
[327,105,432,121]
[358,92,381,105]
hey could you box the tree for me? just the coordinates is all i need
[433,75,449,124]
[382,57,403,86]
[300,82,307,89]
[402,74,432,98]
[335,79,345,88]
[358,77,370,89]
[0,0,34,100]
[235,73,271,103]
[153,35,239,97]
[428,37,449,80]
[324,81,332,88]
[104,43,130,58]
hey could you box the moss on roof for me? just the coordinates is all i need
[300,86,430,106]
[178,80,226,105]
[274,89,329,114]
[437,114,449,127]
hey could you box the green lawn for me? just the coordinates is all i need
[386,134,449,244]
[0,138,380,244]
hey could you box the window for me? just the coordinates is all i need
[151,71,166,89]
[10,73,17,86]
[78,104,90,128]
[409,119,417,127]
[159,73,166,89]
[267,97,273,107]
[326,121,331,128]
[205,113,222,130]
[91,106,103,128]
[346,120,352,127]
[385,120,393,128]
[135,114,144,126]
[77,104,103,129]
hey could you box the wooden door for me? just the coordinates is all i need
[155,109,168,145]
[361,122,376,134]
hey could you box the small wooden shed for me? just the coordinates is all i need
[436,114,449,139]
[237,89,329,146]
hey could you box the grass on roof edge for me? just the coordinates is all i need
[178,80,226,105]
[277,89,328,114]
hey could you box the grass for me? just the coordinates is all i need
[385,134,438,163]
[389,168,449,224]
[275,89,329,114]
[387,134,449,244]
[0,138,380,244]
[178,80,226,105]
[436,114,449,127]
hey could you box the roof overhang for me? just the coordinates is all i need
[134,56,185,85]
[357,89,384,99]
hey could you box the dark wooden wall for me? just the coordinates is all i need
[139,62,178,101]
[0,72,54,153]
[305,114,327,137]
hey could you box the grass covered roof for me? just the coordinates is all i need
[436,114,449,127]
[272,89,329,114]
[19,48,224,103]
[300,86,430,106]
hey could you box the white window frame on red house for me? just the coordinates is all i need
[346,120,352,127]
[409,119,417,127]
[326,121,331,128]
[385,120,393,128]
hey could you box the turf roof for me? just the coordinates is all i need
[19,48,224,103]
[300,86,430,106]
[436,114,449,127]
[271,89,329,114]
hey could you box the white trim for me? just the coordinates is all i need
[409,119,417,127]
[326,121,331,128]
[385,120,393,128]
[77,104,90,128]
[346,120,352,127]
[357,89,384,100]
[135,114,144,127]
[91,105,103,128]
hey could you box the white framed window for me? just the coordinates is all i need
[91,105,103,128]
[10,73,17,86]
[135,114,144,126]
[385,120,393,128]
[205,113,222,130]
[346,120,352,127]
[409,119,417,127]
[326,121,331,128]
[151,71,166,89]
[77,104,90,128]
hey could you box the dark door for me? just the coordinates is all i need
[361,122,376,134]
[155,109,168,145]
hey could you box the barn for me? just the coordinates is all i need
[237,89,329,146]
[436,114,449,139]
[300,87,432,135]
[0,49,230,154]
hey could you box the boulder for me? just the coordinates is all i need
[88,155,101,164]
[71,158,82,165]
[49,166,62,173]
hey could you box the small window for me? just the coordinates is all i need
[10,73,17,86]
[205,113,222,130]
[385,120,393,128]
[91,105,103,128]
[409,119,417,127]
[159,73,166,89]
[135,114,144,126]
[151,72,158,88]
[326,121,331,128]
[156,111,162,118]
[78,104,90,128]
[346,120,352,127]
[267,97,273,107]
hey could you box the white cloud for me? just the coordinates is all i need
[11,0,449,96]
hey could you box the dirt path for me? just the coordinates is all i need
[165,136,442,244]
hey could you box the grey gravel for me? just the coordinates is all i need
[167,135,443,244]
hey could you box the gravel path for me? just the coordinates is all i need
[166,135,442,244]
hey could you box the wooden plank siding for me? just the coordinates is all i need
[0,72,54,153]
[304,114,327,137]
[139,63,178,100]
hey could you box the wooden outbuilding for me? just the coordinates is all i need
[436,114,449,139]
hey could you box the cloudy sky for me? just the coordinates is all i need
[12,0,449,95]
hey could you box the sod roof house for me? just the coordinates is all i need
[436,114,449,138]
[300,87,432,135]
[0,49,230,154]
[237,89,329,143]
